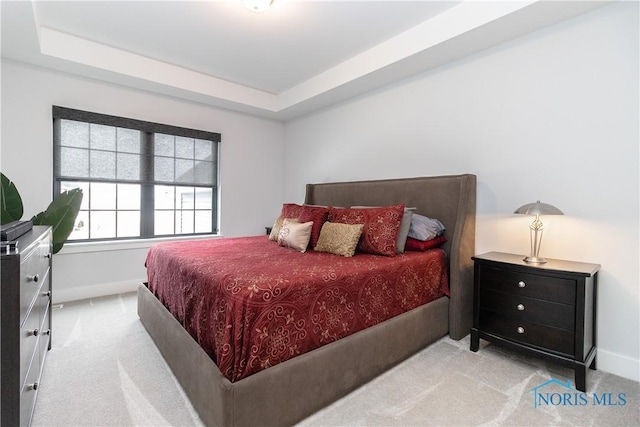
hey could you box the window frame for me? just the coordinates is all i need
[53,106,221,242]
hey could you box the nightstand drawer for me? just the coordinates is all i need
[480,289,575,329]
[479,311,575,356]
[481,266,575,304]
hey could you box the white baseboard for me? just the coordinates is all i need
[598,348,640,382]
[53,279,143,304]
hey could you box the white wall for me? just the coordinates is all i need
[1,61,285,302]
[283,2,639,382]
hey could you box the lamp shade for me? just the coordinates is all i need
[514,201,563,216]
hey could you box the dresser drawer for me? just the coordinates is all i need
[20,354,40,427]
[20,303,41,389]
[19,242,50,326]
[19,303,50,427]
[480,266,575,304]
[480,310,575,356]
[38,303,51,371]
[480,289,575,330]
[36,281,51,333]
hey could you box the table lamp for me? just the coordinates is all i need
[514,200,563,263]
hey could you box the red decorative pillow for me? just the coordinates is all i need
[280,203,304,219]
[298,205,329,248]
[279,203,329,248]
[404,235,447,251]
[328,204,404,256]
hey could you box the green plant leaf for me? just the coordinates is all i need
[31,188,83,254]
[0,172,24,225]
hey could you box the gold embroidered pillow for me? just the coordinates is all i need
[277,219,313,252]
[269,216,298,241]
[314,222,364,257]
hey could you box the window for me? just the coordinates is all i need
[53,106,220,242]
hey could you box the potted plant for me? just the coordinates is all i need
[0,172,83,254]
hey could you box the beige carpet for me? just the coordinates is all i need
[32,292,639,426]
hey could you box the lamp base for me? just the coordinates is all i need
[523,256,547,264]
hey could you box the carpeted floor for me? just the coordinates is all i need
[32,292,639,426]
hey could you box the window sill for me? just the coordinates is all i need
[57,233,223,255]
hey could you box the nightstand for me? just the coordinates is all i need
[470,252,599,392]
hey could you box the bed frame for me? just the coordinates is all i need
[138,174,476,426]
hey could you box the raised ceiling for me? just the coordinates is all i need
[1,1,610,120]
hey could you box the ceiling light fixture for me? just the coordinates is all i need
[242,0,273,13]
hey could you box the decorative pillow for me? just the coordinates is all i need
[404,235,447,251]
[298,205,329,248]
[269,216,298,241]
[407,214,446,241]
[329,204,405,256]
[277,219,313,252]
[280,203,304,219]
[314,222,364,257]
[276,203,329,248]
[350,206,414,253]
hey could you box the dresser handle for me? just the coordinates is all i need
[43,329,51,336]
[42,291,51,297]
[29,274,40,283]
[30,328,39,337]
[26,382,38,391]
[45,253,52,259]
[517,304,525,311]
[518,281,526,288]
[517,326,525,334]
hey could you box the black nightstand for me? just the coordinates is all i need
[470,252,599,392]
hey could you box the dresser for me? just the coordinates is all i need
[470,252,599,392]
[1,226,53,426]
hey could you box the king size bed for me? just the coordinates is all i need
[138,174,476,426]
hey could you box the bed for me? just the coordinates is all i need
[138,174,476,426]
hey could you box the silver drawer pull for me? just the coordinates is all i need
[518,280,526,288]
[43,329,51,336]
[517,326,525,334]
[26,382,38,391]
[29,274,40,283]
[29,328,39,337]
[45,253,52,259]
[517,304,525,311]
[42,291,51,297]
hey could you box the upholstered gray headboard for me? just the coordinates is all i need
[304,174,476,339]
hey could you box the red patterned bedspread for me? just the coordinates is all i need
[146,236,448,382]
